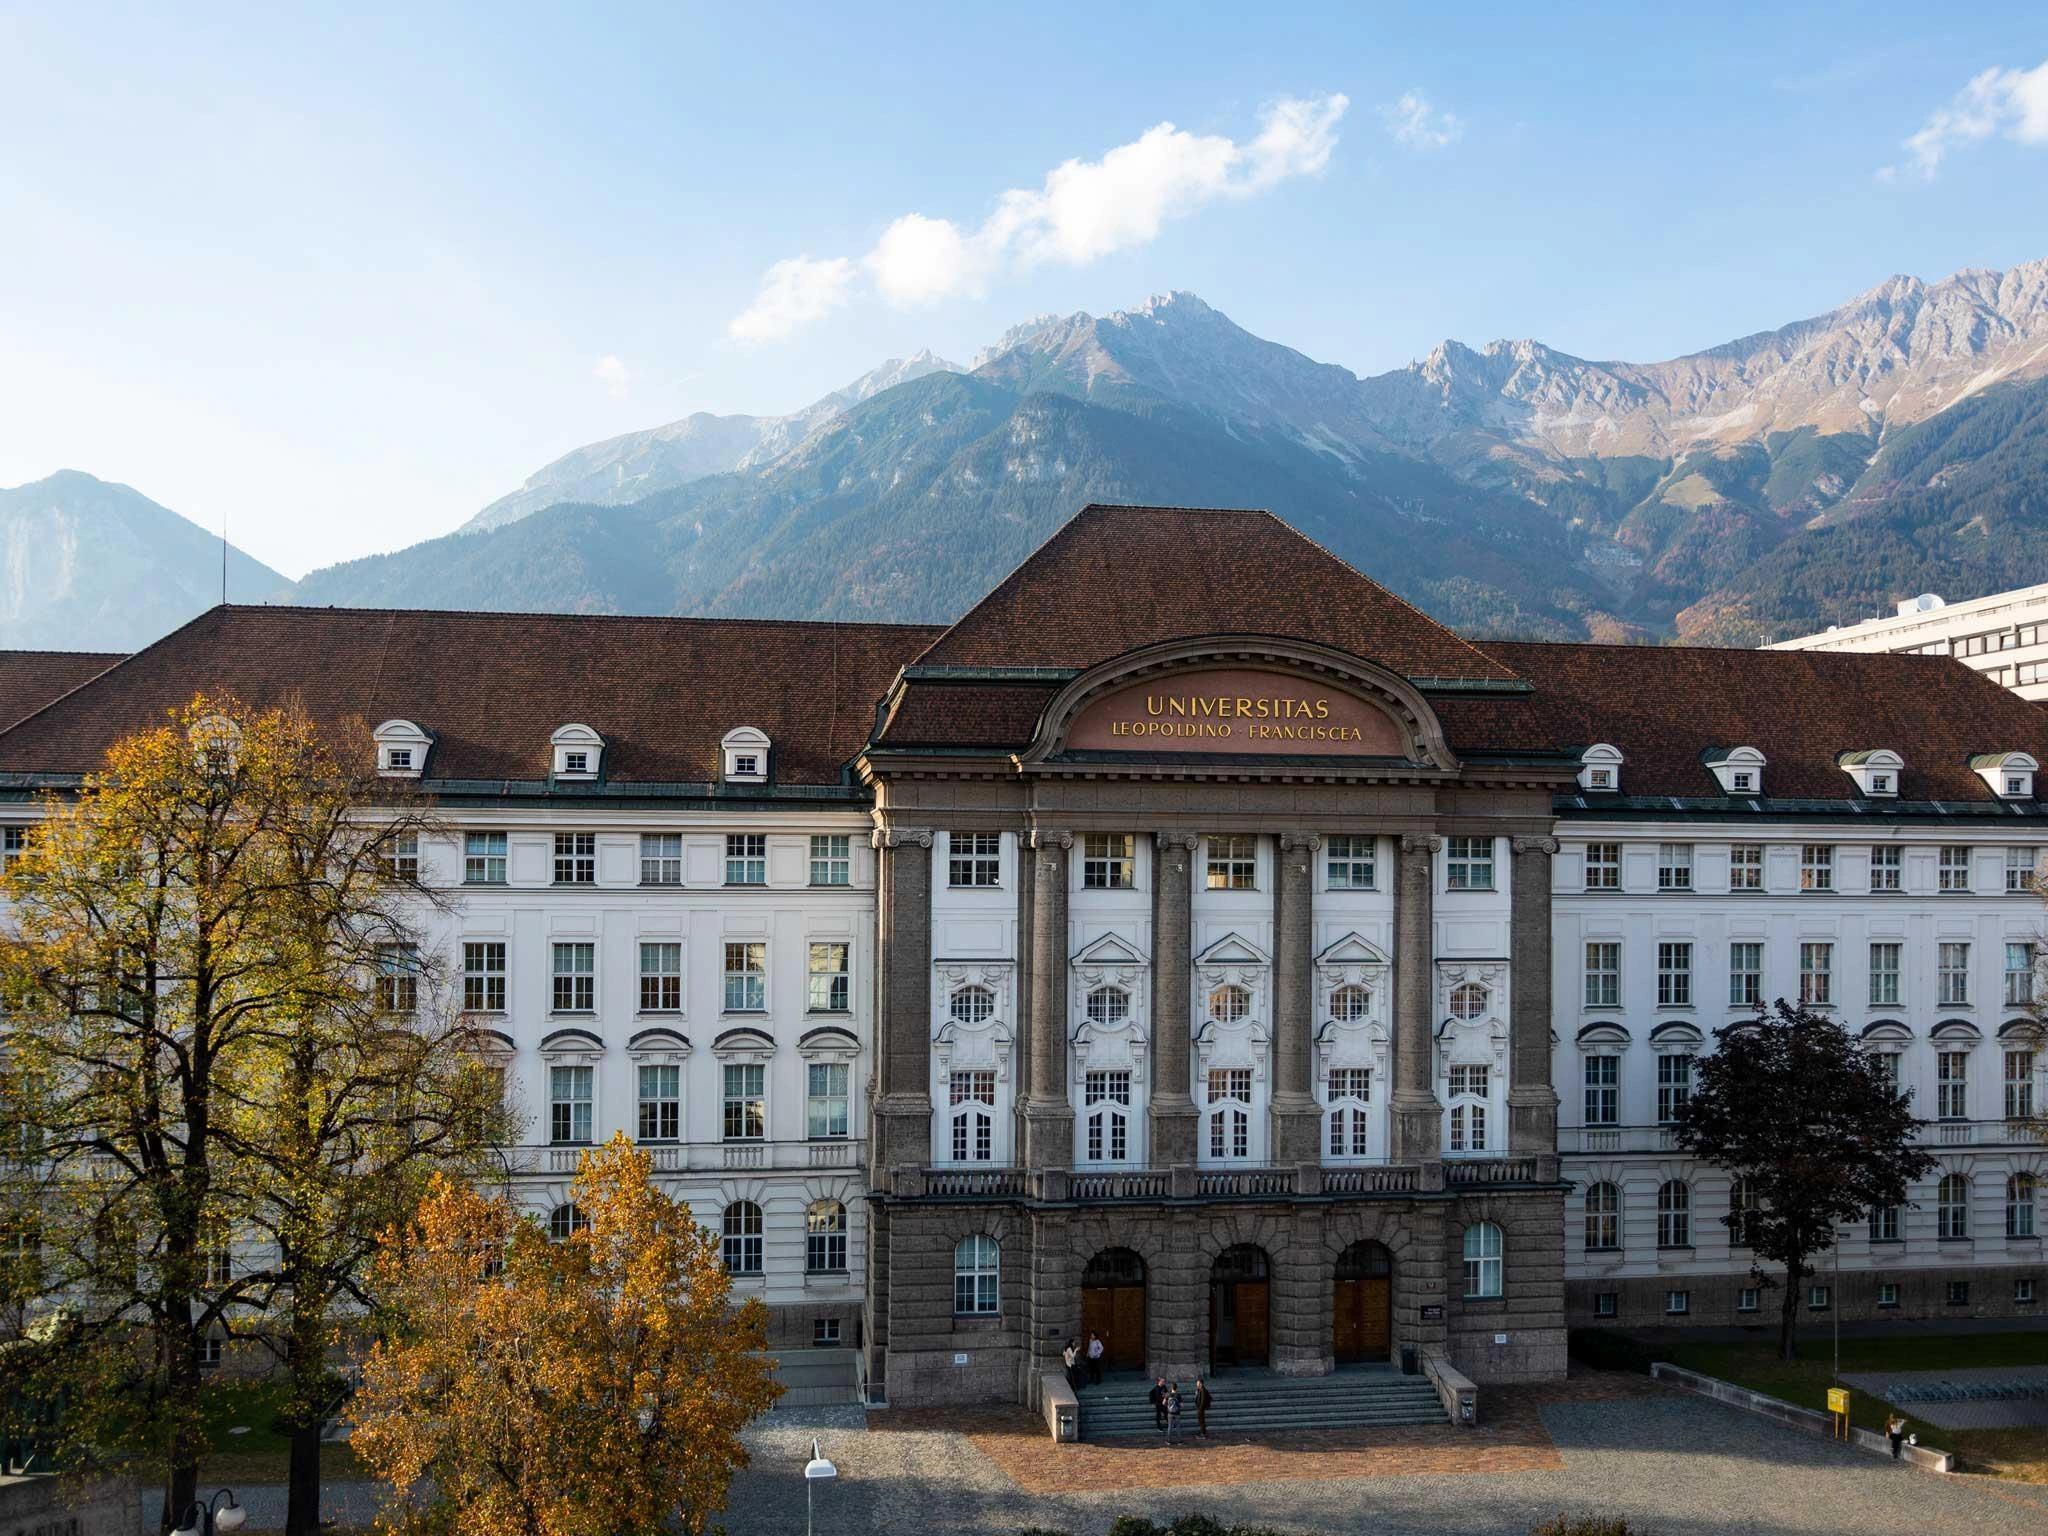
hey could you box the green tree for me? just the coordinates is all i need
[1671,1000,1936,1360]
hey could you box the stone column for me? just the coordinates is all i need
[1270,833,1323,1164]
[1022,829,1074,1169]
[1509,836,1562,1155]
[871,827,934,1177]
[1390,833,1442,1164]
[1149,832,1200,1166]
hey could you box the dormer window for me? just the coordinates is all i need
[550,724,604,782]
[1579,743,1622,794]
[721,726,770,785]
[374,719,433,778]
[1973,751,2038,801]
[1839,749,1902,799]
[1705,746,1765,797]
[190,714,241,771]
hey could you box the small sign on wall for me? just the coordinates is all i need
[1494,1333,1509,1346]
[952,1353,969,1366]
[1419,1304,1444,1322]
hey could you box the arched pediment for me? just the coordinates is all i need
[1018,637,1459,772]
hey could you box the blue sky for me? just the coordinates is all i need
[3,1,2046,576]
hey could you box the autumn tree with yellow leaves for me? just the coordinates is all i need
[353,1135,783,1536]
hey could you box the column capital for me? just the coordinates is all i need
[1400,832,1443,856]
[1029,828,1074,851]
[1152,831,1201,852]
[1512,835,1561,856]
[871,827,933,850]
[1278,832,1323,853]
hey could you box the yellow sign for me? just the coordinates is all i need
[1827,1387,1850,1415]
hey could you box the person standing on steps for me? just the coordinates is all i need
[1062,1339,1080,1391]
[1149,1376,1168,1433]
[1194,1375,1213,1437]
[1086,1331,1105,1386]
[1165,1380,1183,1445]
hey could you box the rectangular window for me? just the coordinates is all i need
[725,834,767,886]
[462,941,506,1013]
[1329,1067,1371,1100]
[807,942,850,1012]
[1326,834,1377,890]
[1939,845,1972,892]
[1737,1287,1760,1313]
[2007,1050,2037,1121]
[1808,1284,1831,1312]
[1656,844,1693,891]
[1869,1052,1901,1092]
[2019,1280,2037,1305]
[1877,1283,1900,1308]
[2006,943,2037,1008]
[1447,1063,1489,1098]
[1583,1056,1618,1126]
[374,943,419,1014]
[551,942,595,1013]
[463,831,507,885]
[638,942,682,1013]
[549,1065,592,1145]
[1800,845,1834,892]
[382,832,419,881]
[723,942,767,1012]
[640,833,683,886]
[1593,1292,1618,1318]
[1082,833,1134,890]
[1939,942,1971,1006]
[948,832,1002,888]
[807,1062,850,1140]
[809,834,851,887]
[1656,1055,1693,1124]
[1729,844,1764,891]
[0,825,26,871]
[1205,834,1258,891]
[552,832,596,885]
[1869,845,1902,892]
[1946,1281,1970,1306]
[636,1064,680,1141]
[1799,942,1833,1006]
[1665,1290,1690,1316]
[949,1071,996,1163]
[1937,1051,1968,1121]
[1446,836,1494,891]
[1871,1204,1900,1243]
[1584,942,1620,1008]
[813,1317,842,1345]
[1729,942,1763,1008]
[2009,847,2038,893]
[1083,1070,1131,1163]
[1869,942,1902,1008]
[1656,942,1692,1008]
[1584,842,1620,891]
[722,1064,766,1141]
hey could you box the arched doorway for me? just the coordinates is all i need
[1208,1245,1270,1368]
[1079,1248,1147,1370]
[1332,1240,1393,1364]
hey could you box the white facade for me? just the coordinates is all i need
[1768,583,2048,702]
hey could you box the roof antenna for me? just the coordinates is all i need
[221,508,228,606]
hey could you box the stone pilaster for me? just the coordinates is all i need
[1149,832,1200,1166]
[1022,829,1074,1169]
[1390,832,1442,1164]
[870,827,934,1177]
[1509,835,1562,1154]
[1270,833,1323,1164]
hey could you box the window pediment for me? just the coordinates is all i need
[627,1026,692,1062]
[1194,931,1269,973]
[1576,1021,1630,1050]
[1647,1021,1703,1051]
[712,1026,776,1063]
[1859,1019,1913,1044]
[540,1027,604,1059]
[1930,1019,1982,1045]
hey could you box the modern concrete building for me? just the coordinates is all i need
[0,504,2041,1415]
[1768,583,2048,703]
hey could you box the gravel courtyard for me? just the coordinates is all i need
[721,1385,2048,1536]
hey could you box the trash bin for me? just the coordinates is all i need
[1400,1345,1418,1376]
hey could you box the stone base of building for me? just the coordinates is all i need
[1569,1261,2046,1331]
[864,1184,1567,1409]
[758,1296,864,1352]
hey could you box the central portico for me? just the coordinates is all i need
[853,506,1573,1408]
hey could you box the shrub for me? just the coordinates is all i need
[1566,1329,1659,1376]
[1532,1518,1645,1536]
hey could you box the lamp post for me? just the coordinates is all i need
[803,1436,837,1536]
[171,1488,246,1536]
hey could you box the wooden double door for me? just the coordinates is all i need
[1332,1241,1393,1364]
[1209,1245,1270,1368]
[1080,1248,1147,1369]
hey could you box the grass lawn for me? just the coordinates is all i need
[138,1379,365,1483]
[1653,1330,2048,1482]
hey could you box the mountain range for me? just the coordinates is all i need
[12,257,2048,651]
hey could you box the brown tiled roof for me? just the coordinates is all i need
[1457,641,2048,802]
[0,650,125,730]
[874,681,1057,749]
[912,505,1519,682]
[0,607,940,786]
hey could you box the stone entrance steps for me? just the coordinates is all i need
[1074,1367,1448,1439]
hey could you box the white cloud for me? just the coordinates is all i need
[730,94,1348,336]
[727,255,858,345]
[1379,90,1462,151]
[1891,58,2048,179]
[591,354,630,398]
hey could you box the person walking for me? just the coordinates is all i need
[1165,1381,1183,1445]
[1886,1413,1908,1460]
[1149,1376,1168,1433]
[1086,1331,1105,1386]
[1194,1375,1213,1437]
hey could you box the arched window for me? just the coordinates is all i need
[1657,1180,1691,1248]
[954,1234,999,1314]
[1205,1067,1252,1160]
[721,1200,763,1274]
[1208,984,1250,1023]
[1729,1178,1762,1248]
[1326,1066,1371,1158]
[1583,1182,1620,1252]
[1082,1069,1132,1163]
[2007,1172,2037,1239]
[950,985,995,1024]
[1330,984,1369,1022]
[1938,1173,1971,1240]
[1086,985,1130,1025]
[547,1203,588,1242]
[948,1071,996,1162]
[1446,1061,1490,1154]
[806,1199,847,1273]
[1461,1222,1502,1298]
[1449,982,1487,1021]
